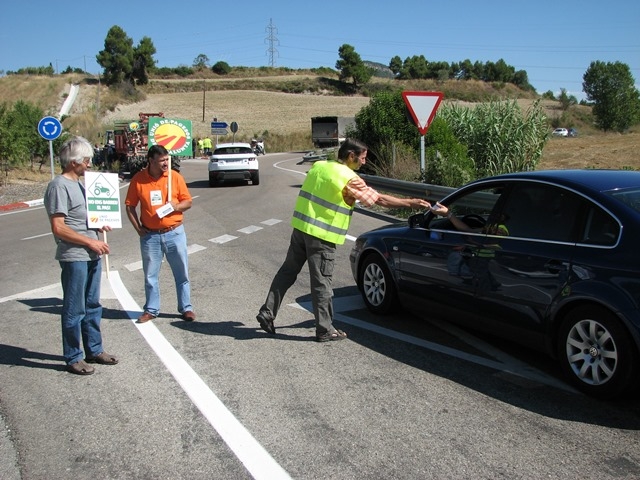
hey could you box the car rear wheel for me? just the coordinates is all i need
[358,254,398,314]
[251,171,260,185]
[558,306,637,399]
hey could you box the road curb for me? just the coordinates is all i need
[0,199,43,212]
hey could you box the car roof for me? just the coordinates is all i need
[472,169,640,194]
[215,142,252,149]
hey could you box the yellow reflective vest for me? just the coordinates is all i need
[291,160,358,245]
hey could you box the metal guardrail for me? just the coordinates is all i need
[360,174,455,203]
[360,174,501,211]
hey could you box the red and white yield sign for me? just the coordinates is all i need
[402,91,444,135]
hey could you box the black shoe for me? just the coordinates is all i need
[256,315,275,334]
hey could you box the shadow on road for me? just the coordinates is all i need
[298,286,640,430]
[0,343,65,372]
[171,319,312,342]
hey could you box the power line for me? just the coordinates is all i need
[265,19,279,67]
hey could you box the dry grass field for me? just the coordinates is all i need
[101,89,371,139]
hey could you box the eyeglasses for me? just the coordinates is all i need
[82,158,92,166]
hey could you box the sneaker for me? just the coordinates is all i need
[256,315,275,334]
[316,329,347,342]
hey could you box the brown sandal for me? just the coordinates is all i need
[67,360,95,375]
[86,352,119,365]
[316,329,347,342]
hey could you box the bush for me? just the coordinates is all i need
[422,118,475,187]
[439,99,548,177]
[211,61,231,75]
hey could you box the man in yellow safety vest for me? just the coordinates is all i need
[256,138,431,342]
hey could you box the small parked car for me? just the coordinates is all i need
[552,128,568,137]
[208,143,259,187]
[568,128,578,137]
[350,170,640,398]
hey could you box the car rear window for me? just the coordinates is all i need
[214,147,253,155]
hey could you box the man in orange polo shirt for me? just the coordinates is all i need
[125,145,196,323]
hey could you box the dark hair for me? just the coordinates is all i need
[148,144,169,159]
[337,138,368,161]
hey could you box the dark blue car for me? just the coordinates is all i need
[350,170,640,398]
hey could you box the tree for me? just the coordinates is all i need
[211,61,231,75]
[583,61,640,132]
[336,44,372,88]
[96,26,134,85]
[0,100,57,166]
[558,88,577,111]
[193,54,210,70]
[389,56,403,76]
[132,36,156,85]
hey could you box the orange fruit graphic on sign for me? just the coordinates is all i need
[154,123,187,151]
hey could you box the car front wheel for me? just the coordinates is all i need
[558,306,637,399]
[358,254,398,314]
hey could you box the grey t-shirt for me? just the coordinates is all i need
[44,175,99,262]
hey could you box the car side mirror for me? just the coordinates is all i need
[408,213,425,228]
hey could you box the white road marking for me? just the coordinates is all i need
[108,271,291,480]
[291,295,575,393]
[345,234,356,242]
[124,244,206,272]
[125,261,143,272]
[187,243,206,254]
[273,159,307,176]
[21,232,52,240]
[238,225,263,234]
[261,218,282,226]
[209,234,238,244]
[0,206,45,217]
[0,273,116,303]
[0,283,61,303]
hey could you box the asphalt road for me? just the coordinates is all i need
[1,154,639,479]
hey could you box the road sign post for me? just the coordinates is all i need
[402,91,444,173]
[37,116,63,179]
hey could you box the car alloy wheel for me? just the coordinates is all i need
[565,318,618,385]
[559,306,636,398]
[359,254,398,314]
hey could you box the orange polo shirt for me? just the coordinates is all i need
[125,168,192,230]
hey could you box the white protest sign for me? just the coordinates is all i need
[84,171,122,229]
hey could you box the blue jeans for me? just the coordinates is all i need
[140,224,192,316]
[59,260,103,365]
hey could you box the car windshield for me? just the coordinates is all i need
[214,147,252,155]
[608,187,640,213]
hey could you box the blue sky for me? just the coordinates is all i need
[2,1,638,101]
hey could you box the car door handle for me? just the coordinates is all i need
[544,260,565,274]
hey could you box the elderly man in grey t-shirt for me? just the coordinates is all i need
[44,136,118,375]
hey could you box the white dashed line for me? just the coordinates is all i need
[124,244,206,272]
[209,234,238,244]
[238,225,263,234]
[261,218,282,226]
[21,232,52,240]
[187,243,206,254]
[125,260,143,272]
